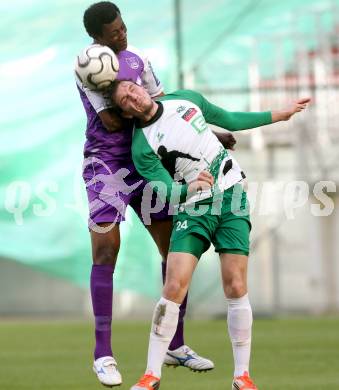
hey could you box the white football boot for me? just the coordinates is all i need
[93,356,122,387]
[164,345,214,372]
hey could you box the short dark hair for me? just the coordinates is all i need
[110,79,134,106]
[83,2,120,38]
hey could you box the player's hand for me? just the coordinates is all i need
[214,132,237,150]
[188,171,214,193]
[272,97,311,122]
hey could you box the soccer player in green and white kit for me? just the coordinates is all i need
[111,80,310,390]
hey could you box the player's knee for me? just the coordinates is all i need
[163,279,186,303]
[93,243,119,266]
[224,276,247,298]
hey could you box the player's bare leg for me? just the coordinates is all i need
[162,251,197,303]
[220,253,257,390]
[146,220,214,372]
[130,252,196,390]
[91,223,122,387]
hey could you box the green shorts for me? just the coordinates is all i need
[169,183,251,259]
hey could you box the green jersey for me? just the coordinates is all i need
[131,89,272,206]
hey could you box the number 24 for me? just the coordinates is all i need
[176,220,188,231]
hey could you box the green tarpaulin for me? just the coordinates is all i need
[1,0,337,297]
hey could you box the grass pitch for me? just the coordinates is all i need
[0,317,338,389]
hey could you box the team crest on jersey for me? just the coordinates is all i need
[126,56,140,70]
[182,108,197,122]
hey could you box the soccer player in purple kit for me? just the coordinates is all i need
[75,2,217,387]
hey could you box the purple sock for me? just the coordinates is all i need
[90,264,114,360]
[162,261,188,351]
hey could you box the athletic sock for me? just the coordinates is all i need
[162,261,187,350]
[168,294,187,350]
[227,293,253,377]
[90,264,114,360]
[146,297,180,378]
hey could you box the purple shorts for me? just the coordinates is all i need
[83,156,171,229]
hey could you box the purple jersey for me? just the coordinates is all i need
[76,45,167,227]
[76,45,163,163]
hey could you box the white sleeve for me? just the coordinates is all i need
[75,77,113,113]
[128,46,164,97]
[141,56,164,97]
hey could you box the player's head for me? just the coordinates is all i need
[83,2,127,53]
[111,80,156,118]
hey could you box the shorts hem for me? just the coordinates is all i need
[88,219,122,230]
[168,250,201,259]
[215,248,249,256]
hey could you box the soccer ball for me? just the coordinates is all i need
[75,44,119,90]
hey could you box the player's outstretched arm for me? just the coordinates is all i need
[271,98,311,123]
[185,90,310,132]
[202,99,309,151]
[189,91,272,131]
